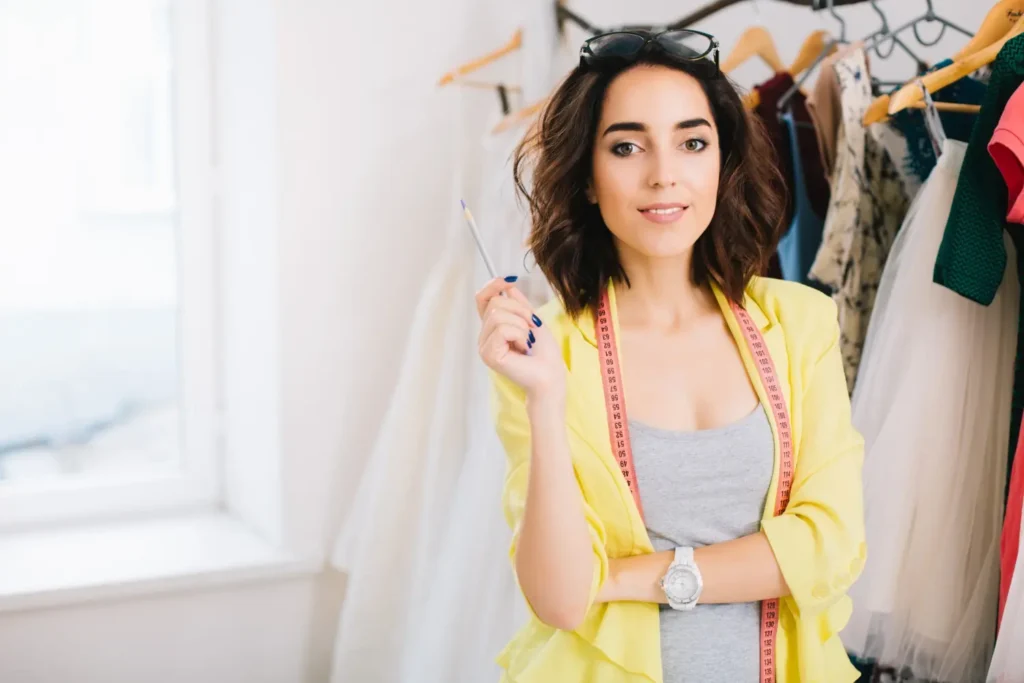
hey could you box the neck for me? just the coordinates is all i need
[613,252,714,331]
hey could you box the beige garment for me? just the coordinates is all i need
[810,48,910,393]
[807,52,842,177]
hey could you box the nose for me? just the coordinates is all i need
[645,149,677,189]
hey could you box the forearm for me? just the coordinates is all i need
[598,531,790,605]
[514,391,597,629]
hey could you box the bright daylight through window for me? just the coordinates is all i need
[0,1,187,488]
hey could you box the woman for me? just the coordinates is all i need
[475,30,865,683]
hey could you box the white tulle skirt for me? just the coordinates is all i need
[843,140,1020,682]
[990,498,1024,682]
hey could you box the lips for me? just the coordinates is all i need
[638,203,688,224]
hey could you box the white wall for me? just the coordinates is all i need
[0,577,321,683]
[0,1,1000,682]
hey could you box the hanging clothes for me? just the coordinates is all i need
[777,109,827,289]
[751,72,829,284]
[991,567,1024,680]
[997,83,1024,629]
[930,35,1024,559]
[810,47,910,393]
[1003,422,1024,626]
[889,58,987,188]
[990,81,1024,225]
[328,118,548,683]
[843,139,1019,683]
[932,34,1024,305]
[752,72,831,226]
[806,51,843,179]
[396,123,545,683]
[991,489,1024,681]
[871,120,921,202]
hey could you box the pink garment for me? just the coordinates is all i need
[1001,423,1024,627]
[990,82,1024,225]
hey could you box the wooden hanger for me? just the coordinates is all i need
[887,15,1024,116]
[493,98,546,134]
[722,26,787,74]
[864,92,982,123]
[952,0,1024,61]
[864,0,1021,124]
[438,29,522,87]
[742,29,833,111]
[789,29,835,77]
[863,95,891,124]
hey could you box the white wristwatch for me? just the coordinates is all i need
[660,546,703,611]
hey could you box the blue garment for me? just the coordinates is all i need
[777,110,828,292]
[890,58,987,184]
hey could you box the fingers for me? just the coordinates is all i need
[483,294,536,332]
[479,320,532,368]
[504,286,534,311]
[475,276,531,319]
[480,307,534,350]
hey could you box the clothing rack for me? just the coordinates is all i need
[557,0,878,36]
[670,0,878,31]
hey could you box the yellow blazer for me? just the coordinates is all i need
[490,277,866,683]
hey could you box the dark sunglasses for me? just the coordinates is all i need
[579,29,720,76]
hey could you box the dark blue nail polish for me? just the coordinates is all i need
[504,275,518,283]
[527,339,533,349]
[528,331,536,344]
[532,314,542,327]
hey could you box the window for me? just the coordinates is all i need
[0,0,218,528]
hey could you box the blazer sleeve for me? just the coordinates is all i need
[761,298,867,617]
[490,370,610,620]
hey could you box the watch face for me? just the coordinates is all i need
[665,566,700,602]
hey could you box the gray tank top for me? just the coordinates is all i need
[629,405,774,683]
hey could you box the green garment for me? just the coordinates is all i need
[933,34,1024,303]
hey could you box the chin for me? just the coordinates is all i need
[628,227,702,259]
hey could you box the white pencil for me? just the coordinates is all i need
[461,199,498,279]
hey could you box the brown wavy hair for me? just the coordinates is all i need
[513,48,786,319]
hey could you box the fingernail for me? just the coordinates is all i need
[528,331,536,344]
[532,314,542,327]
[527,339,533,349]
[504,275,518,283]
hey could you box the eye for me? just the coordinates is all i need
[611,142,640,157]
[682,138,708,152]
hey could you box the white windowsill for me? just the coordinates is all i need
[0,510,321,613]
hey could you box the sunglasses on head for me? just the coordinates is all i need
[579,29,720,76]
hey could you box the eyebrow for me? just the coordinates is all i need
[601,118,713,138]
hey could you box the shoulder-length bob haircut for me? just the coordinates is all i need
[513,48,787,319]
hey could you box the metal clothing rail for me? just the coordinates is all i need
[557,0,881,37]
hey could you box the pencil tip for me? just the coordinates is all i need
[460,199,467,210]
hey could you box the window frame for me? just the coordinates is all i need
[0,0,221,531]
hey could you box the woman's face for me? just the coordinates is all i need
[589,65,721,262]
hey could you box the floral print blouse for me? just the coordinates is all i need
[810,48,911,392]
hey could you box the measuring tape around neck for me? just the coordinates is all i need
[595,288,795,683]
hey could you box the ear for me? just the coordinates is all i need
[585,180,597,204]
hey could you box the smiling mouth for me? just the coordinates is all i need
[638,203,688,223]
